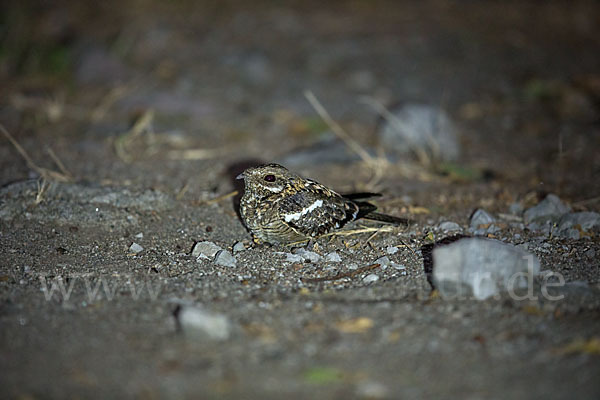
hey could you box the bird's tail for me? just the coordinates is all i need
[362,211,412,226]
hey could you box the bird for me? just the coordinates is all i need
[236,163,410,245]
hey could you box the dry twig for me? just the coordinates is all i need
[0,123,72,182]
[114,109,155,162]
[91,86,131,122]
[200,190,239,206]
[34,178,50,205]
[304,90,389,191]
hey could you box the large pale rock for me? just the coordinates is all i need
[433,237,540,300]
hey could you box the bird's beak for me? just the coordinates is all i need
[236,173,244,180]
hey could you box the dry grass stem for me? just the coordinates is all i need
[176,182,190,200]
[34,178,50,205]
[91,86,130,122]
[304,91,392,191]
[305,90,376,165]
[201,190,239,206]
[321,225,395,239]
[114,109,155,162]
[0,123,72,182]
[46,147,73,178]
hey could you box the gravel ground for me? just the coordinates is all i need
[1,1,599,398]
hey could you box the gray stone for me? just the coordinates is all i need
[177,306,231,340]
[378,103,461,162]
[214,250,237,268]
[192,241,223,260]
[386,246,399,255]
[129,242,144,253]
[470,209,496,229]
[363,274,380,284]
[232,241,246,254]
[432,237,540,300]
[557,212,600,238]
[526,220,553,235]
[438,221,462,232]
[325,252,342,263]
[374,256,391,268]
[584,248,596,259]
[292,248,322,263]
[281,253,303,263]
[374,256,404,270]
[523,194,570,223]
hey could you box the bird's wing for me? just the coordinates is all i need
[277,182,359,237]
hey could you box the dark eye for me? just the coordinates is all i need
[264,174,276,182]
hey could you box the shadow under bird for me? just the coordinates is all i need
[236,163,411,245]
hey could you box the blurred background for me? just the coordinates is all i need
[1,0,598,205]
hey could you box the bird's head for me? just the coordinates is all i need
[236,163,295,196]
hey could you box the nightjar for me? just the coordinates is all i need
[237,163,410,245]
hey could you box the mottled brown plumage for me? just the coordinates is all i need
[236,163,409,245]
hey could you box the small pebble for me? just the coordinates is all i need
[386,246,399,255]
[438,221,462,232]
[375,256,391,268]
[192,241,223,260]
[584,248,596,259]
[135,232,144,238]
[232,241,246,254]
[129,242,144,253]
[214,250,236,268]
[363,274,380,284]
[293,248,322,263]
[325,251,342,262]
[282,253,303,263]
[470,209,495,228]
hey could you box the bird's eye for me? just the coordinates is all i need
[264,174,276,182]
